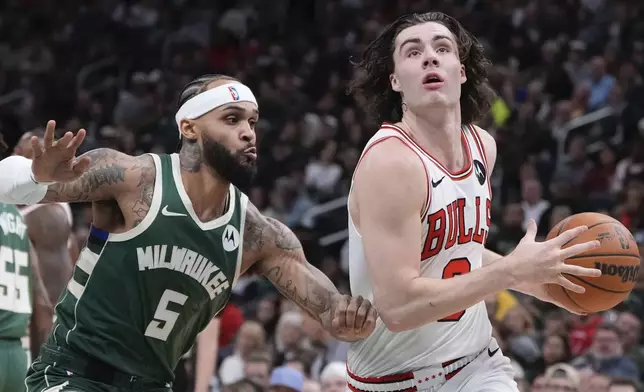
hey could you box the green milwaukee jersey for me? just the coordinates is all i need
[0,203,32,339]
[49,153,248,382]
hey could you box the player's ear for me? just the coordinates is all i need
[179,120,199,141]
[460,64,467,84]
[390,73,402,92]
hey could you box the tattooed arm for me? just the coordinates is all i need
[24,204,73,301]
[29,243,53,359]
[241,203,376,341]
[41,148,154,204]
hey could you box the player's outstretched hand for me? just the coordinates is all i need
[329,295,378,342]
[30,120,90,183]
[506,220,602,293]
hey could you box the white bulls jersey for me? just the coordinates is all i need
[347,123,493,376]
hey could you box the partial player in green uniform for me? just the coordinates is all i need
[0,136,53,392]
[0,75,378,392]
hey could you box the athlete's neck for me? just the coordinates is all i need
[179,145,229,222]
[400,104,465,172]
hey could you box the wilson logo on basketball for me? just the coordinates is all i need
[594,262,640,283]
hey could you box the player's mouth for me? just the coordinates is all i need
[243,147,257,162]
[422,72,444,90]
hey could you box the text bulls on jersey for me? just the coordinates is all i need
[422,196,492,260]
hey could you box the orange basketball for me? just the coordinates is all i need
[545,212,641,313]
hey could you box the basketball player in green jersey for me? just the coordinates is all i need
[0,136,53,392]
[0,74,378,392]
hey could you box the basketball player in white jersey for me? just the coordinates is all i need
[12,130,76,361]
[345,12,602,392]
[13,130,77,302]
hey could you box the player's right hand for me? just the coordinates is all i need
[506,220,602,293]
[30,120,90,183]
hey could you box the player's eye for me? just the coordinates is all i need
[226,116,239,125]
[437,46,449,53]
[408,50,421,58]
[248,119,257,129]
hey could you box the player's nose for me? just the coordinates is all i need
[239,124,256,144]
[422,56,440,69]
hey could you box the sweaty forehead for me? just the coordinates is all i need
[395,22,456,48]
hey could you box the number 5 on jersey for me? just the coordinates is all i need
[438,257,471,322]
[145,289,188,341]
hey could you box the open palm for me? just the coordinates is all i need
[31,120,91,183]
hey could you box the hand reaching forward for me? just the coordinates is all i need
[506,220,602,293]
[30,120,90,183]
[328,295,378,342]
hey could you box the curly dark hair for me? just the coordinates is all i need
[177,74,240,108]
[349,12,495,125]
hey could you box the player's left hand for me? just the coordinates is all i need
[329,295,378,342]
[519,283,587,315]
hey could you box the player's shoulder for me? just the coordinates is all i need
[468,124,497,163]
[469,124,495,146]
[358,134,425,176]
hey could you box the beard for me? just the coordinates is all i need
[202,134,257,190]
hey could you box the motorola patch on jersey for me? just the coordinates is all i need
[222,225,240,252]
[473,160,486,186]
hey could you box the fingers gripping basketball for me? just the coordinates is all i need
[546,212,641,313]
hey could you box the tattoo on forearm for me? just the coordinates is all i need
[179,140,202,173]
[44,149,127,202]
[261,260,332,324]
[243,206,334,324]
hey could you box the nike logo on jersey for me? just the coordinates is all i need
[431,176,445,188]
[162,206,187,217]
[488,347,500,357]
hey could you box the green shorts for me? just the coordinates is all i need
[0,339,28,392]
[25,345,172,392]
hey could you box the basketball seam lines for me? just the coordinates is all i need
[561,221,618,247]
[562,273,634,294]
[561,285,593,312]
[565,253,640,260]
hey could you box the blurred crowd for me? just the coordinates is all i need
[1,0,644,391]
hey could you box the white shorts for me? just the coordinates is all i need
[438,345,517,392]
[347,339,518,392]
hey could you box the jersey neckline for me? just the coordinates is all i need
[381,122,473,180]
[170,154,236,231]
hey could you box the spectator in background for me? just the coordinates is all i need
[220,321,267,385]
[554,135,593,190]
[588,56,618,111]
[274,312,306,367]
[319,362,346,392]
[305,141,342,199]
[500,306,541,370]
[520,179,550,230]
[302,380,321,392]
[583,373,612,392]
[544,363,581,392]
[609,378,642,392]
[615,310,644,378]
[269,367,304,392]
[572,323,640,380]
[487,202,525,254]
[243,350,273,390]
